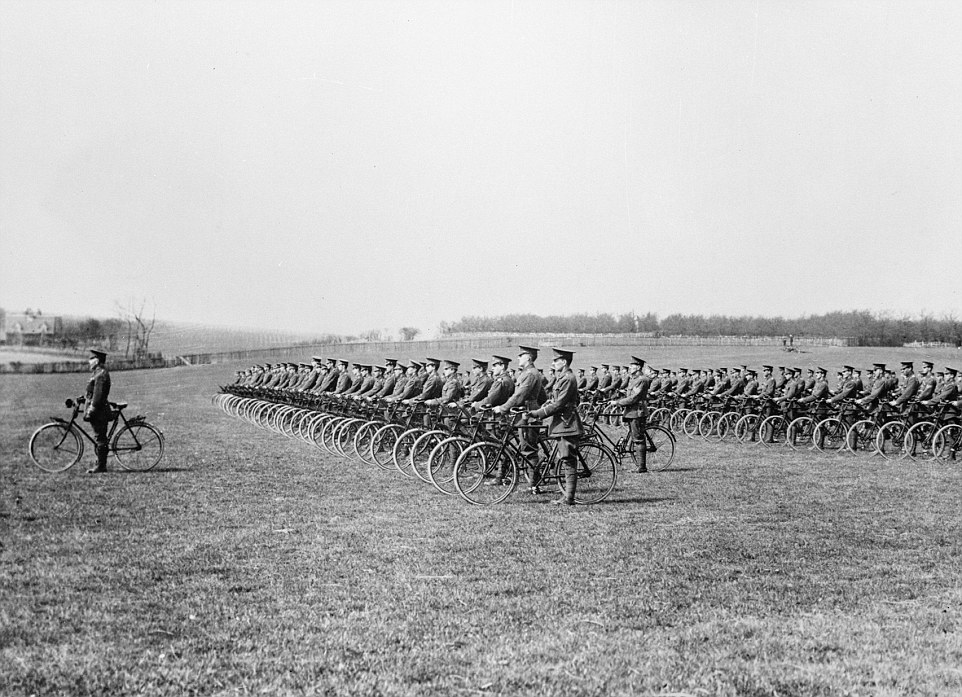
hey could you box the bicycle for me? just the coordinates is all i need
[29,397,165,472]
[453,409,617,506]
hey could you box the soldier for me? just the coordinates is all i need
[576,368,587,390]
[355,365,386,399]
[83,349,112,474]
[915,361,937,402]
[478,355,515,408]
[611,356,651,474]
[922,367,959,407]
[425,360,464,407]
[333,360,354,394]
[857,363,892,409]
[584,366,600,391]
[404,358,443,404]
[598,364,613,392]
[529,348,584,505]
[889,361,920,414]
[462,359,493,406]
[491,346,547,487]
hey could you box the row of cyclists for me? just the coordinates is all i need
[229,355,961,459]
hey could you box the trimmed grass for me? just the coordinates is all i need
[1,358,961,696]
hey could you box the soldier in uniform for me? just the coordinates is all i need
[922,367,959,408]
[584,366,600,391]
[889,361,920,415]
[915,361,937,402]
[404,358,443,404]
[576,368,587,390]
[462,359,493,406]
[478,355,515,408]
[491,346,547,487]
[333,360,354,394]
[84,349,112,474]
[529,348,584,505]
[611,356,651,473]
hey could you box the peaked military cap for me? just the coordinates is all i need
[816,366,827,374]
[385,358,398,366]
[945,367,959,376]
[394,363,406,370]
[491,355,512,366]
[551,347,574,363]
[311,355,324,362]
[442,359,460,370]
[518,345,539,359]
[629,355,645,367]
[873,363,886,371]
[472,359,488,370]
[762,365,773,371]
[88,348,107,361]
[842,365,854,371]
[425,358,441,368]
[410,360,422,369]
[922,360,934,368]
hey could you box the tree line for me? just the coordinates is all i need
[439,310,962,347]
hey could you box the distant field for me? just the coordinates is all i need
[0,349,85,365]
[2,360,961,695]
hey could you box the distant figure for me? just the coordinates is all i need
[84,349,111,473]
[789,334,794,347]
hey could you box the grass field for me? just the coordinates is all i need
[2,345,961,696]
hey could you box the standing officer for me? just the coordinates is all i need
[84,349,112,474]
[529,348,584,505]
[611,356,651,473]
[491,346,547,487]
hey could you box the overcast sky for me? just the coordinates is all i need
[2,0,960,336]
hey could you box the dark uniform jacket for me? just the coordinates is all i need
[502,365,547,411]
[917,376,938,401]
[585,375,599,391]
[530,368,583,438]
[427,376,463,405]
[892,375,920,407]
[334,371,353,394]
[928,382,959,405]
[395,374,423,401]
[464,374,493,403]
[480,373,515,408]
[412,372,443,402]
[615,373,650,419]
[317,369,340,393]
[799,379,830,403]
[84,365,111,419]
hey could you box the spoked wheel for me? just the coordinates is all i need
[876,421,908,460]
[845,420,878,455]
[112,422,165,471]
[428,436,470,495]
[29,423,84,472]
[932,424,961,461]
[392,428,424,478]
[454,442,517,505]
[334,419,363,459]
[352,421,382,465]
[668,408,689,433]
[758,415,786,447]
[370,424,404,471]
[902,421,936,462]
[648,407,670,429]
[644,425,676,472]
[698,411,724,441]
[812,417,848,454]
[786,416,815,451]
[682,411,704,439]
[560,442,616,504]
[734,414,760,443]
[410,430,447,484]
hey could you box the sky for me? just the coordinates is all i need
[1,0,960,337]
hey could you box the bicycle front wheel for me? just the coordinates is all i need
[112,422,165,471]
[29,423,84,472]
[454,442,518,505]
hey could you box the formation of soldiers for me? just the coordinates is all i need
[231,357,961,414]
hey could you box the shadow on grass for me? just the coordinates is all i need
[105,467,188,474]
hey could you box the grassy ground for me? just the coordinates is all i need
[2,350,961,696]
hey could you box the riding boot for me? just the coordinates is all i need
[634,442,648,473]
[87,444,108,474]
[553,463,577,505]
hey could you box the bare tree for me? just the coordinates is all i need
[400,326,420,341]
[116,298,157,358]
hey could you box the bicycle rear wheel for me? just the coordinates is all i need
[428,436,469,495]
[786,416,815,451]
[112,422,165,471]
[812,417,847,454]
[29,423,84,472]
[876,421,908,460]
[932,424,961,460]
[566,442,616,504]
[645,425,676,472]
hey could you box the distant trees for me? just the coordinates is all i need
[116,298,157,358]
[400,326,420,341]
[440,310,962,347]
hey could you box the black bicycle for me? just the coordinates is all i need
[28,397,165,472]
